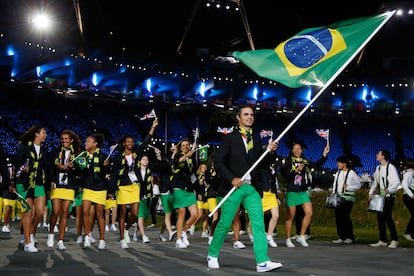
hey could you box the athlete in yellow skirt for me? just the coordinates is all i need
[48,129,83,250]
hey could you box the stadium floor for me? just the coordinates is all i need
[0,218,412,275]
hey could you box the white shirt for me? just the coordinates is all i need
[369,162,401,195]
[401,169,414,197]
[332,169,361,194]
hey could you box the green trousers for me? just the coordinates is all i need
[208,184,269,263]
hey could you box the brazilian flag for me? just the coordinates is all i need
[233,11,394,88]
[73,151,88,170]
[199,147,208,162]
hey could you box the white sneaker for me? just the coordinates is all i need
[296,235,309,247]
[370,240,387,247]
[182,232,190,246]
[256,260,283,272]
[98,239,106,249]
[267,235,277,248]
[343,238,354,244]
[189,225,195,235]
[47,233,54,248]
[56,240,66,251]
[105,225,110,232]
[53,225,59,233]
[147,224,156,228]
[201,230,209,238]
[124,230,131,243]
[404,234,414,241]
[175,239,187,249]
[2,225,11,233]
[388,240,399,248]
[111,224,118,231]
[142,235,150,243]
[132,232,138,241]
[120,239,129,249]
[76,235,83,244]
[30,234,38,244]
[303,234,312,240]
[332,238,344,244]
[83,235,91,248]
[207,255,219,269]
[239,230,246,235]
[24,243,38,253]
[89,234,96,243]
[233,240,246,249]
[168,230,177,241]
[285,238,295,248]
[159,234,167,242]
[42,222,49,228]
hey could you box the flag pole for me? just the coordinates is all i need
[209,11,395,218]
[164,111,168,155]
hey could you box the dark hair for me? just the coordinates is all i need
[336,155,353,168]
[138,152,150,161]
[381,149,391,161]
[118,135,135,152]
[404,159,414,170]
[290,141,306,151]
[18,125,45,144]
[89,133,105,148]
[61,129,82,155]
[236,105,254,117]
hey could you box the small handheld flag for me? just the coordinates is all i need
[316,129,329,146]
[217,126,233,134]
[106,144,118,161]
[140,109,157,120]
[260,130,273,138]
[14,192,31,213]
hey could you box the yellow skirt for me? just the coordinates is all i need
[82,188,106,205]
[197,198,218,212]
[2,198,17,207]
[116,184,140,205]
[262,191,278,212]
[105,199,117,210]
[50,188,75,201]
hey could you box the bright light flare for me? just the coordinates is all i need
[31,12,53,31]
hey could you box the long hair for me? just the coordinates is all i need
[61,129,82,155]
[18,125,44,144]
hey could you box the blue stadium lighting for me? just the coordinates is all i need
[146,78,152,92]
[64,59,71,67]
[362,86,380,103]
[6,45,15,56]
[199,81,206,98]
[252,85,258,100]
[306,87,312,102]
[362,87,368,102]
[92,72,99,86]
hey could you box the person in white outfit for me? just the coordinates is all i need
[368,149,400,249]
[330,156,361,244]
[401,159,414,241]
